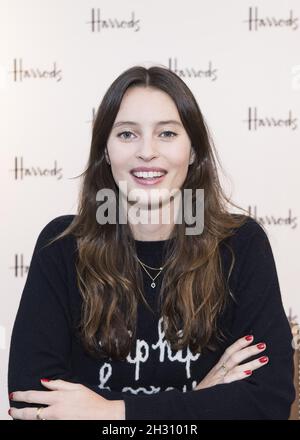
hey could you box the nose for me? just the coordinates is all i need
[136,140,159,161]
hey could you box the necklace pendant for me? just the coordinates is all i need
[151,282,156,288]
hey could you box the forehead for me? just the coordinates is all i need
[115,86,180,122]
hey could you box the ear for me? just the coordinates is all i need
[189,147,195,165]
[104,148,111,165]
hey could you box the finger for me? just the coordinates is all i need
[236,355,269,374]
[223,355,269,384]
[218,334,254,366]
[223,368,253,384]
[40,378,81,391]
[10,390,57,405]
[10,406,48,420]
[225,342,267,370]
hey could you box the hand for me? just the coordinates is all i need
[9,379,125,420]
[194,335,268,390]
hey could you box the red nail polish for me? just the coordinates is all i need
[245,335,253,341]
[259,356,268,363]
[8,409,11,416]
[257,343,265,350]
[41,378,50,382]
[9,392,14,400]
[244,370,252,375]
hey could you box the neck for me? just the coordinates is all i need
[119,191,182,241]
[128,203,177,241]
[131,223,173,241]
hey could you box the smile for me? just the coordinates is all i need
[130,172,167,186]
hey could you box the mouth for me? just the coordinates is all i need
[130,170,167,186]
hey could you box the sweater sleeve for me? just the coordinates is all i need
[7,218,126,411]
[122,220,296,420]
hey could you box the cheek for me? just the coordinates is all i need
[168,146,191,166]
[106,141,129,164]
[169,157,190,183]
[109,154,130,175]
[169,153,190,174]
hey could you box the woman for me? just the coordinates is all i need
[8,65,295,420]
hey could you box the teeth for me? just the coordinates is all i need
[133,171,165,178]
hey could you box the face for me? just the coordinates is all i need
[106,86,195,215]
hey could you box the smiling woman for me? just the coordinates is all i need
[8,64,295,420]
[105,85,196,233]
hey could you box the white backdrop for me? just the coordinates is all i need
[0,0,299,419]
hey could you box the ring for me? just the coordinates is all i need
[220,363,228,375]
[36,406,46,420]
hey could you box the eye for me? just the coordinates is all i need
[116,130,177,140]
[117,131,135,140]
[160,131,177,138]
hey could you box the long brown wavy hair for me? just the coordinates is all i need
[46,65,250,361]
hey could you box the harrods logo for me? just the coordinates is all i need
[9,59,62,82]
[10,157,63,180]
[244,7,299,31]
[168,58,218,81]
[10,254,29,278]
[288,308,298,324]
[87,8,140,32]
[247,206,298,229]
[88,108,97,126]
[244,108,298,131]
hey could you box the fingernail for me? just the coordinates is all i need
[41,378,50,382]
[257,343,266,350]
[245,335,253,341]
[8,409,11,416]
[259,356,268,363]
[244,370,252,375]
[9,392,14,400]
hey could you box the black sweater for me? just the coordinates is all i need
[8,215,295,419]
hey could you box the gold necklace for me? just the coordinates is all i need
[136,256,166,288]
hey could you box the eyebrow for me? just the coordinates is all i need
[112,120,183,129]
